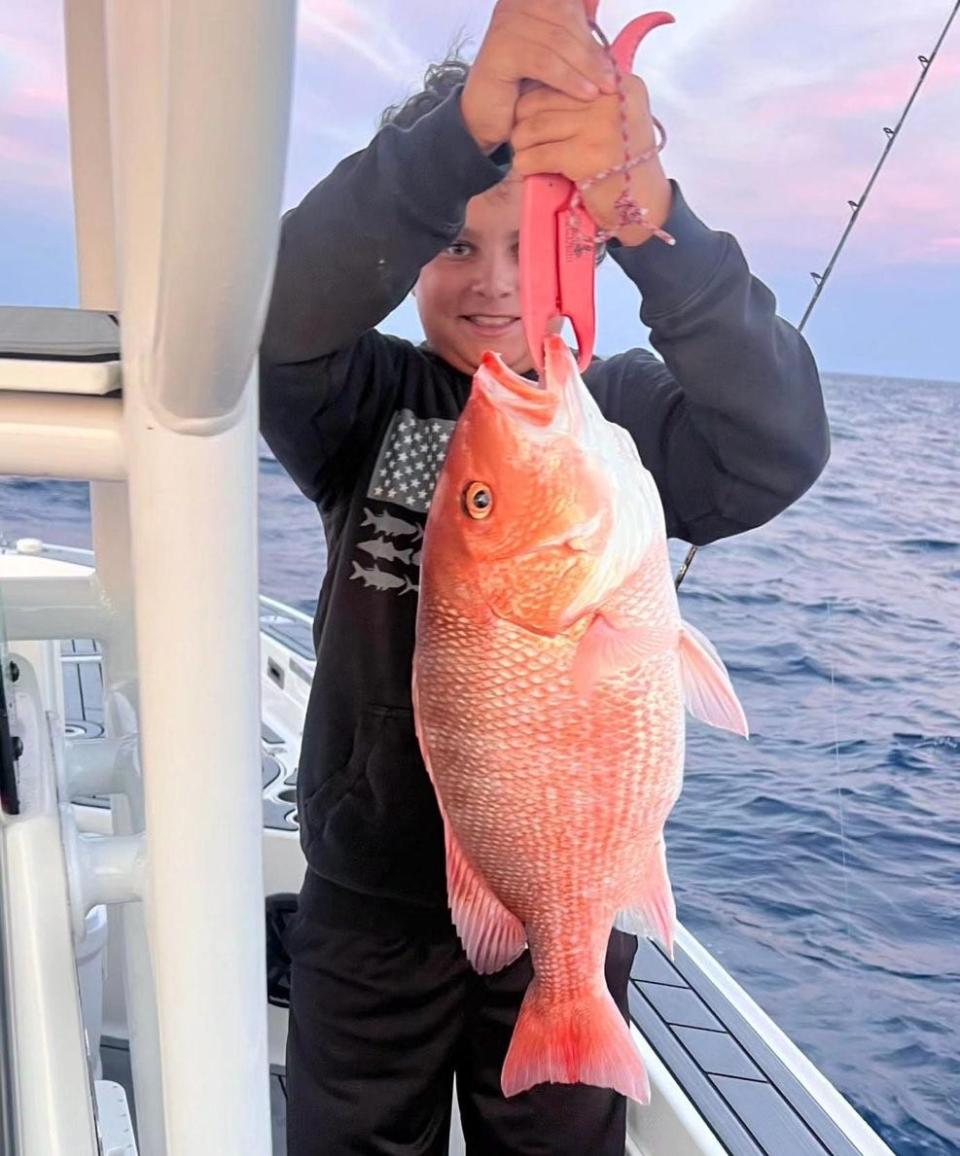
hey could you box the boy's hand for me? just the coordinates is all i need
[461,0,617,155]
[510,76,673,246]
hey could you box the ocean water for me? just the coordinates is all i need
[1,371,958,1155]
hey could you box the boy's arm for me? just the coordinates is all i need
[260,0,619,504]
[588,182,830,545]
[259,91,504,503]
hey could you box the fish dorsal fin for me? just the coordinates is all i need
[679,620,749,737]
[571,611,676,697]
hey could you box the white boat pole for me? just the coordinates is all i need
[104,3,296,1153]
[64,2,168,1151]
[0,392,124,480]
[63,0,117,312]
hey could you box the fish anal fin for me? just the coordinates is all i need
[446,825,527,974]
[614,838,677,959]
[679,620,749,737]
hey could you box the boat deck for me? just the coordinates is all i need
[100,1040,289,1153]
[99,936,865,1156]
[61,628,879,1156]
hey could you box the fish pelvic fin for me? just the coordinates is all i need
[446,824,527,974]
[679,619,749,737]
[501,980,650,1103]
[614,837,676,959]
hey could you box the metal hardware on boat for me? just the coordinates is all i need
[63,735,138,800]
[61,816,147,941]
[0,572,110,643]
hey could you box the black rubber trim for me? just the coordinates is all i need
[629,938,864,1156]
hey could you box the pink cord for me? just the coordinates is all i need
[566,24,675,254]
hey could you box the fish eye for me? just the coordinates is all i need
[462,481,493,520]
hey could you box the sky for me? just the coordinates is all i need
[1,0,958,382]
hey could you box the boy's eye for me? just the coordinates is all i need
[446,241,473,258]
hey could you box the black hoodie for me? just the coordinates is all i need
[258,88,829,919]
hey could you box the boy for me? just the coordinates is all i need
[260,2,829,1152]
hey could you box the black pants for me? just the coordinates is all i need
[284,871,638,1155]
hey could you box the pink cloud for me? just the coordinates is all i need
[0,9,70,196]
[297,0,423,84]
[651,0,960,271]
[298,0,367,43]
[0,23,67,116]
[0,128,67,183]
[1,0,957,277]
[753,54,960,126]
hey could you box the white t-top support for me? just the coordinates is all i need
[60,2,297,1154]
[65,2,169,1151]
[105,4,295,1154]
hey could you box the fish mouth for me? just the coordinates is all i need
[476,342,587,435]
[479,351,548,396]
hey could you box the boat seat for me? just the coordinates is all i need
[0,305,121,396]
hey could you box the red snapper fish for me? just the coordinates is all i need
[412,336,748,1102]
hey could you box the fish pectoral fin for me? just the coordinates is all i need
[446,824,527,974]
[571,612,674,697]
[614,838,677,959]
[679,619,749,737]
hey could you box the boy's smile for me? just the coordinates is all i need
[414,176,533,377]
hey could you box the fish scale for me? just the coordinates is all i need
[418,584,683,920]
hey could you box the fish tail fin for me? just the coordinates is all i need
[350,562,363,580]
[501,980,650,1103]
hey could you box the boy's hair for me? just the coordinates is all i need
[380,54,472,131]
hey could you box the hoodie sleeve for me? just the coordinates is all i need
[258,89,504,504]
[587,182,830,546]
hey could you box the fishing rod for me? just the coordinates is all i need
[674,0,960,590]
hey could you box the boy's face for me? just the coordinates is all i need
[414,176,532,376]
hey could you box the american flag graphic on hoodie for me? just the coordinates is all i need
[350,409,456,597]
